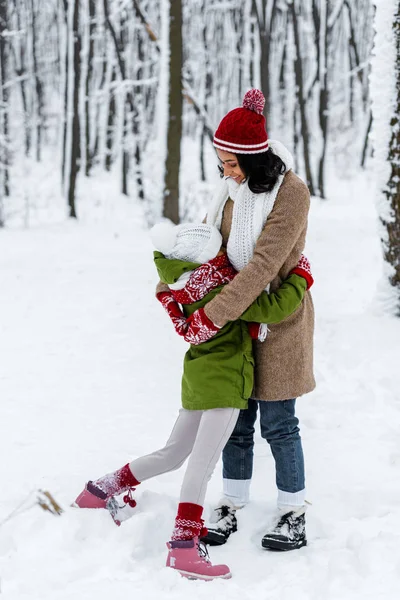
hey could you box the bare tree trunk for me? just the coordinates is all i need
[344,0,367,107]
[11,0,31,156]
[348,45,355,124]
[103,0,134,194]
[200,0,211,183]
[381,4,400,313]
[163,0,182,224]
[133,32,145,201]
[31,0,44,162]
[85,0,95,175]
[290,0,315,196]
[132,0,213,142]
[361,109,372,168]
[122,102,129,196]
[316,1,329,199]
[63,0,81,218]
[252,0,277,119]
[105,68,116,172]
[0,0,10,222]
[61,0,68,187]
[120,11,129,197]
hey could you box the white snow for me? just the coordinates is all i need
[1,168,400,599]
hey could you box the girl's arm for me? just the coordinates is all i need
[239,274,307,324]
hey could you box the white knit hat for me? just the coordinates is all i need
[150,221,222,263]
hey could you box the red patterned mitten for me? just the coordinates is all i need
[291,254,314,290]
[157,292,188,337]
[183,308,220,345]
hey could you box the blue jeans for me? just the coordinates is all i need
[222,399,305,494]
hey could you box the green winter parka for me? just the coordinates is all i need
[154,252,307,411]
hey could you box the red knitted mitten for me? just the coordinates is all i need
[248,322,260,339]
[157,291,188,336]
[183,308,220,345]
[291,254,314,290]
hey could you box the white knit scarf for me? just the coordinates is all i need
[206,140,294,339]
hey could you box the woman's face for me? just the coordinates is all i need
[217,149,246,183]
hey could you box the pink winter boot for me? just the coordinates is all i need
[166,502,231,580]
[166,537,231,580]
[74,463,139,523]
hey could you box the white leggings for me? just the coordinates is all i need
[129,407,239,506]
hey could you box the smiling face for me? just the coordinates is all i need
[217,149,246,183]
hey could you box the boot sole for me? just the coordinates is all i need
[261,536,307,551]
[200,532,228,546]
[200,525,237,546]
[177,569,232,580]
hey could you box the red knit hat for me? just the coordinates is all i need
[213,89,268,155]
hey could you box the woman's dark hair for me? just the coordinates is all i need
[218,148,286,194]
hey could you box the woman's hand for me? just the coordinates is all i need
[290,254,314,289]
[183,308,220,345]
[157,292,188,337]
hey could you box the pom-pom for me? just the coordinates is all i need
[150,221,177,255]
[242,89,265,115]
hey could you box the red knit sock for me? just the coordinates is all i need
[117,463,140,488]
[92,463,140,497]
[171,502,208,541]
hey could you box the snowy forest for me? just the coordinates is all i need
[0,1,375,210]
[1,1,400,598]
[1,0,399,308]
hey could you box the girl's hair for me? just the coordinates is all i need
[218,148,286,193]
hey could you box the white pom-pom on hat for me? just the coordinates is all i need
[150,221,178,255]
[242,89,265,115]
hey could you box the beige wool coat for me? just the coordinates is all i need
[157,169,316,401]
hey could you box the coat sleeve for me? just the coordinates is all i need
[239,274,306,324]
[203,175,310,327]
[155,280,169,296]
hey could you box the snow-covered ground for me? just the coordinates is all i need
[1,171,400,599]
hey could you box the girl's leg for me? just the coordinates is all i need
[75,409,202,507]
[166,408,238,581]
[180,407,240,507]
[129,408,202,482]
[171,407,239,541]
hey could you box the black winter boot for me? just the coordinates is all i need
[201,501,237,546]
[261,507,307,551]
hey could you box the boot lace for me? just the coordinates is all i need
[197,540,211,563]
[122,487,137,508]
[213,504,230,520]
[275,513,290,530]
[210,504,236,533]
[270,511,305,539]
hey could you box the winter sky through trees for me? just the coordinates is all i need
[0,0,400,308]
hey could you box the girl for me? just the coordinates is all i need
[74,221,313,580]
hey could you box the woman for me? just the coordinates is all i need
[172,89,316,551]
